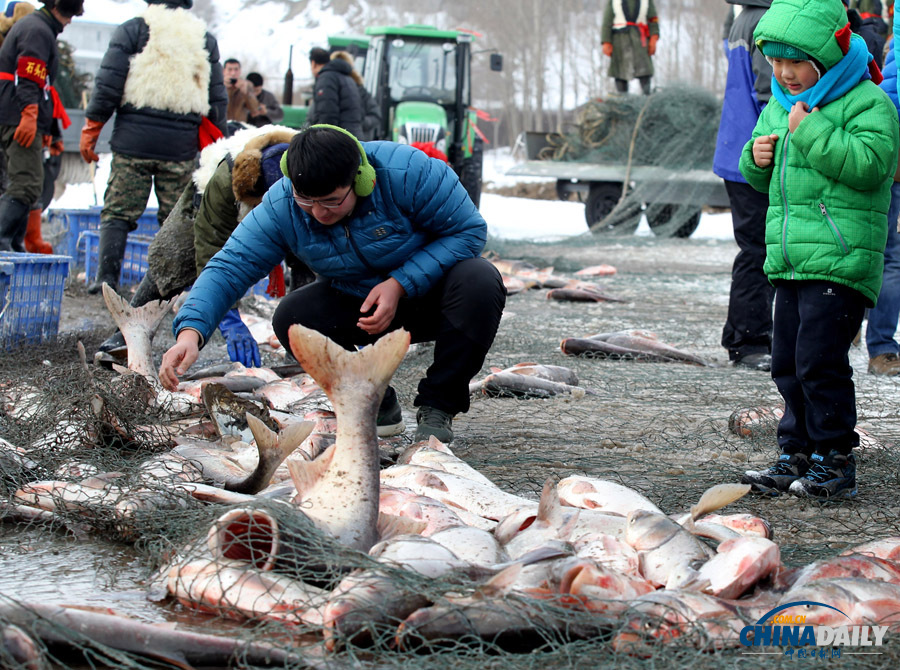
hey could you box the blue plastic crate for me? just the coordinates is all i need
[83,231,151,288]
[0,252,72,349]
[81,229,279,298]
[48,207,160,266]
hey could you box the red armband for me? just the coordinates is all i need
[16,56,48,87]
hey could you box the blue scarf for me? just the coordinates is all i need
[771,33,872,112]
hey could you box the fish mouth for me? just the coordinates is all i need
[208,508,280,571]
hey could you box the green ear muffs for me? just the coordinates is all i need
[280,124,376,197]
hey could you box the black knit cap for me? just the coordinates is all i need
[46,0,85,17]
[144,0,194,8]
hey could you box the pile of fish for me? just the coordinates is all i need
[486,254,621,301]
[3,287,900,664]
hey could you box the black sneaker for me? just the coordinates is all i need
[376,387,404,437]
[741,452,810,495]
[413,405,454,444]
[789,450,857,500]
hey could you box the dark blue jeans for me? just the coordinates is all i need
[772,280,865,457]
[865,181,900,359]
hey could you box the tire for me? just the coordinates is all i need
[646,203,702,238]
[585,182,642,235]
[459,137,484,209]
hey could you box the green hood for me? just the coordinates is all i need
[754,0,848,69]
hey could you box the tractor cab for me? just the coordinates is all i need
[363,25,501,207]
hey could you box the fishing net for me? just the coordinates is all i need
[527,85,723,238]
[2,235,900,668]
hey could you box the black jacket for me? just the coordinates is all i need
[307,59,363,138]
[86,13,227,162]
[0,9,62,134]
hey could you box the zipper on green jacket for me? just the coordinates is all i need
[779,133,794,278]
[818,202,850,255]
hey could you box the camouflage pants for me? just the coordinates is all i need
[101,153,195,231]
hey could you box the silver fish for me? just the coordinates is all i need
[285,325,410,551]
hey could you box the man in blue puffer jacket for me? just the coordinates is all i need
[159,125,506,444]
[864,20,900,375]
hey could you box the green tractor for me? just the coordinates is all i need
[362,25,502,208]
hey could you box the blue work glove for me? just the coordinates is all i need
[218,308,261,367]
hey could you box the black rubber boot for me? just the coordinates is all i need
[0,196,31,252]
[87,219,131,294]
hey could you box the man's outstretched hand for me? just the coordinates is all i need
[358,277,405,335]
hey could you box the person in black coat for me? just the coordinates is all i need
[0,0,83,251]
[306,46,363,138]
[79,0,227,294]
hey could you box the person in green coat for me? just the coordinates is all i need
[738,0,899,500]
[601,0,660,95]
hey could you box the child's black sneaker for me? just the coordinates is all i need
[789,450,857,500]
[376,386,404,437]
[741,452,810,495]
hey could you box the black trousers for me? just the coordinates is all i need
[272,258,506,415]
[772,280,865,457]
[721,180,774,360]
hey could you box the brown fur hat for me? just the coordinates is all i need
[331,50,364,86]
[231,128,298,209]
[0,2,35,47]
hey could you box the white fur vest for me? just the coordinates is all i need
[122,5,210,115]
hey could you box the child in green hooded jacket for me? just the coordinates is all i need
[739,0,899,499]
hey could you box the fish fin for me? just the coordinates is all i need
[690,484,751,521]
[669,567,708,592]
[246,412,276,452]
[426,435,453,454]
[276,419,315,459]
[101,283,173,337]
[377,512,427,540]
[474,563,523,599]
[559,508,581,542]
[490,366,502,373]
[287,444,335,498]
[513,541,574,566]
[416,471,449,491]
[537,477,563,528]
[111,362,134,376]
[287,324,410,405]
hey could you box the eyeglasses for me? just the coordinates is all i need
[293,187,353,209]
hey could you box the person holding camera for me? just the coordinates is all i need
[78,0,227,294]
[224,58,259,125]
[246,71,283,126]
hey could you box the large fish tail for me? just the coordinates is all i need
[101,283,173,340]
[287,325,410,400]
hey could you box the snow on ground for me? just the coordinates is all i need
[49,148,735,243]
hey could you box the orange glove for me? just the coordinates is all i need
[80,118,104,163]
[602,42,613,57]
[49,139,64,157]
[649,34,659,56]
[13,104,38,147]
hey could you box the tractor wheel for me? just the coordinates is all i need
[459,137,484,209]
[645,204,702,238]
[585,182,642,235]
